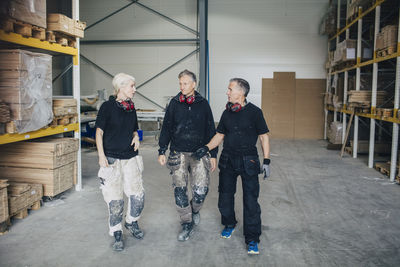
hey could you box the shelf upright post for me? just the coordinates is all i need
[73,0,82,191]
[368,5,380,168]
[390,6,400,182]
[334,0,341,123]
[353,14,362,158]
[342,0,350,143]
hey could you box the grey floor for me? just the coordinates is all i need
[1,138,400,267]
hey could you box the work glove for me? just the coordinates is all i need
[192,146,209,160]
[262,158,271,180]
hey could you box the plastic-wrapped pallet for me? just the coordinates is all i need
[328,122,343,145]
[0,49,53,133]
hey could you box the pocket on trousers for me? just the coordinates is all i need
[136,155,144,173]
[167,151,181,171]
[243,155,261,176]
[202,155,211,171]
[218,152,229,170]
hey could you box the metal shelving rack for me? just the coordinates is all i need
[325,0,400,181]
[0,0,82,190]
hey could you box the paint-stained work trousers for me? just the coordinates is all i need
[98,155,145,236]
[167,151,211,224]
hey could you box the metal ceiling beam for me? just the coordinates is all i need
[81,38,199,44]
[80,53,165,109]
[198,0,208,98]
[132,1,198,35]
[86,0,139,30]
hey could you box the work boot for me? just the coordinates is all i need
[177,222,194,242]
[125,221,144,239]
[192,211,200,225]
[112,230,124,251]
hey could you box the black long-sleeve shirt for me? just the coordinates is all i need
[159,91,218,158]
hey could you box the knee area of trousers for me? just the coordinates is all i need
[193,186,209,204]
[109,200,124,226]
[174,187,189,208]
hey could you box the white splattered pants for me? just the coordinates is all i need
[98,155,145,236]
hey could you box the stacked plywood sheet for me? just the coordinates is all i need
[50,98,78,126]
[0,180,9,224]
[0,49,53,133]
[347,90,387,107]
[0,137,78,197]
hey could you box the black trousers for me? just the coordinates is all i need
[218,151,262,244]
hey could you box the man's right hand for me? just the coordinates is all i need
[99,155,109,167]
[158,155,166,166]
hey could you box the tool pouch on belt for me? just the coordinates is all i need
[243,155,261,176]
[167,151,181,174]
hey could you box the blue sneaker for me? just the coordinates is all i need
[220,226,235,238]
[247,241,259,255]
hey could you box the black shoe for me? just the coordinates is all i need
[177,222,194,242]
[125,221,144,239]
[112,230,124,251]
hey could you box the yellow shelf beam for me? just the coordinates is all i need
[0,123,79,145]
[0,29,79,64]
[325,106,400,124]
[329,0,386,41]
[331,48,400,75]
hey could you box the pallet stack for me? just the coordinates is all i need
[0,179,9,233]
[0,137,78,197]
[0,49,53,134]
[46,13,86,47]
[7,182,42,219]
[50,98,78,126]
[347,90,387,107]
[376,25,398,57]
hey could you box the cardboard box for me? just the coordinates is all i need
[0,185,8,223]
[0,0,46,28]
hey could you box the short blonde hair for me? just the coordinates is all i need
[112,73,135,95]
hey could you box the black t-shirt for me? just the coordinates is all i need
[95,100,139,159]
[217,102,269,156]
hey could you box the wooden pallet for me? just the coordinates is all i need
[0,18,45,40]
[376,108,393,117]
[10,200,41,220]
[46,31,76,48]
[374,162,391,176]
[332,60,356,72]
[49,114,78,127]
[0,219,10,235]
[377,46,396,58]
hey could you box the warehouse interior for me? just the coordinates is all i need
[0,0,400,266]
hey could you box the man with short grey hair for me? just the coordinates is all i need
[193,77,270,255]
[158,69,218,241]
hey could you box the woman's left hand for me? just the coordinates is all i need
[131,135,140,151]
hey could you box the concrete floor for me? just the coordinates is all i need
[1,138,400,266]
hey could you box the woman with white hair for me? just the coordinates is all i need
[95,73,145,251]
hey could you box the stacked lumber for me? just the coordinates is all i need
[0,180,9,225]
[7,182,42,219]
[0,49,53,134]
[50,98,78,126]
[347,90,387,107]
[0,137,78,197]
[47,13,86,44]
[0,101,11,123]
[376,108,393,117]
